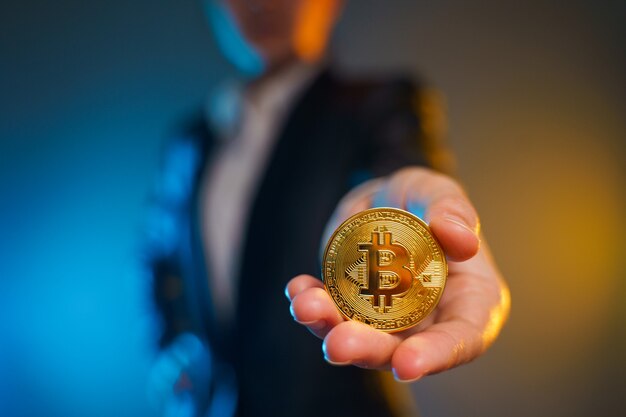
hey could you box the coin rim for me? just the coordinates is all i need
[321,207,448,333]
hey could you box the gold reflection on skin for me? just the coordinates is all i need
[482,285,511,351]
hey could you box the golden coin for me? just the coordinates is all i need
[322,207,447,333]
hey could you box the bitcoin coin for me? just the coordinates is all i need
[322,207,447,333]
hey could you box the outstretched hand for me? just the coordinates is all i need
[285,167,510,382]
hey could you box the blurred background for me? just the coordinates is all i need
[1,0,624,416]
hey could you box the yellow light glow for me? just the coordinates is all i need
[482,283,511,351]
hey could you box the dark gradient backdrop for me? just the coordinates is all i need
[1,1,624,417]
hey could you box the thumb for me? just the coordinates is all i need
[373,167,480,262]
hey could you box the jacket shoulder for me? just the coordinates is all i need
[326,71,420,110]
[329,71,453,174]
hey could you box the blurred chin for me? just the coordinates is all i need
[253,40,297,69]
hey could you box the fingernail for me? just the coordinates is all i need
[322,341,351,366]
[444,216,479,238]
[392,367,424,383]
[352,361,370,369]
[284,284,291,301]
[324,357,352,366]
[299,319,327,331]
[289,305,327,329]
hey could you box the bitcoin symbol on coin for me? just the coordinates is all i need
[323,208,447,333]
[358,228,415,311]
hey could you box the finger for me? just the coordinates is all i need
[320,178,383,251]
[333,178,383,221]
[428,207,480,262]
[322,321,401,369]
[371,168,415,209]
[375,167,480,261]
[290,287,344,339]
[390,319,483,382]
[285,274,323,301]
[391,271,510,382]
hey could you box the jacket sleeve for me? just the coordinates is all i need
[143,135,205,348]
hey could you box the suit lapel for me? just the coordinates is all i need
[233,70,335,319]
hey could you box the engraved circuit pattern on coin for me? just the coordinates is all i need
[322,207,448,333]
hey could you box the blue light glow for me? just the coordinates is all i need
[204,0,265,77]
[406,198,427,222]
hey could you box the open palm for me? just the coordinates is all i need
[286,167,510,382]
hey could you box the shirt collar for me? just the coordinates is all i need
[206,61,323,139]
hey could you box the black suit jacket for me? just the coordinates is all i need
[147,69,446,417]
